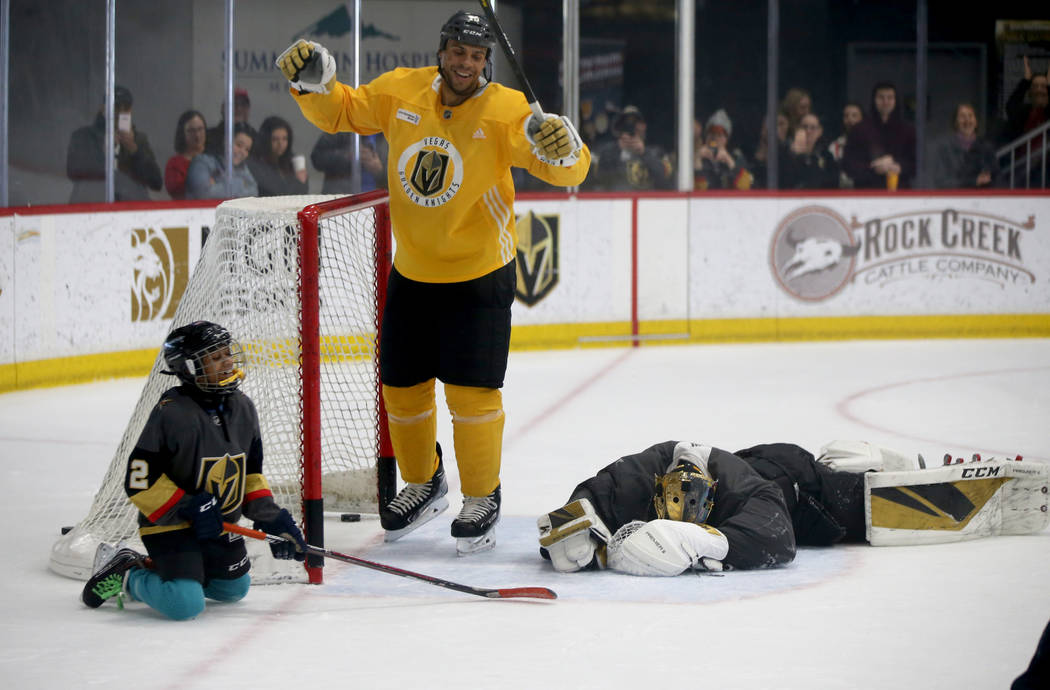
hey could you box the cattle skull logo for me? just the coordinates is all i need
[770,206,858,301]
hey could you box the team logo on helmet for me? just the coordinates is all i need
[398,137,464,207]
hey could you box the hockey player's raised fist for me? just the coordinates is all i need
[276,39,337,95]
[527,113,582,163]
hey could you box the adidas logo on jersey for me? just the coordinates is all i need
[472,128,486,139]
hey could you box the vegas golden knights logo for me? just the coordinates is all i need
[410,150,450,197]
[514,211,559,306]
[198,453,247,513]
[869,477,1010,531]
[131,226,189,321]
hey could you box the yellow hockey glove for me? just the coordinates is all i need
[527,113,583,163]
[275,39,337,95]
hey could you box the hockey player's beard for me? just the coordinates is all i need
[439,64,480,100]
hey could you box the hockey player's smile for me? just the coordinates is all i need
[450,67,476,88]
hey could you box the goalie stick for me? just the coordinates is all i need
[477,0,544,120]
[223,522,557,601]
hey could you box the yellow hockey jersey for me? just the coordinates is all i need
[290,66,591,283]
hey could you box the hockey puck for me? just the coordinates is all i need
[340,513,361,522]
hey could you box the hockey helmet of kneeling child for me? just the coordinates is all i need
[654,460,717,524]
[162,320,246,395]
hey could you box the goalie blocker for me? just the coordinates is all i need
[865,457,1050,545]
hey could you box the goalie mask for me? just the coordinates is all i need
[653,460,717,524]
[162,321,246,395]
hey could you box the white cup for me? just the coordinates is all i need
[292,154,306,173]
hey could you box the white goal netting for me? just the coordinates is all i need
[50,194,388,584]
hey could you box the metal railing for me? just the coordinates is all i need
[996,119,1049,189]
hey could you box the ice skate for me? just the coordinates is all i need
[82,545,146,609]
[380,459,449,542]
[452,485,501,556]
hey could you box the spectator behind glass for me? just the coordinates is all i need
[310,132,389,193]
[780,88,812,132]
[752,109,790,189]
[66,85,163,202]
[1003,56,1049,144]
[1002,56,1048,187]
[184,121,258,199]
[842,81,916,189]
[164,110,207,200]
[248,115,309,196]
[828,102,863,188]
[929,103,998,189]
[780,112,839,189]
[695,109,753,190]
[592,105,673,191]
[206,87,255,157]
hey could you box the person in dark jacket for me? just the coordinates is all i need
[929,103,998,189]
[841,81,916,189]
[592,106,674,191]
[779,112,840,189]
[310,132,389,193]
[66,85,163,202]
[248,115,309,196]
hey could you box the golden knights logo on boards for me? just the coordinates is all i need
[197,453,247,513]
[131,227,189,321]
[514,211,559,306]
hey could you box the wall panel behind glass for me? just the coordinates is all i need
[9,0,106,205]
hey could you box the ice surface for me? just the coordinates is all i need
[2,339,1047,689]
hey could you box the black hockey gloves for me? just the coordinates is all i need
[179,493,223,541]
[255,509,307,561]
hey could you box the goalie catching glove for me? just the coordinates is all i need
[537,498,611,572]
[526,113,583,165]
[276,39,337,95]
[253,509,308,561]
[607,519,728,577]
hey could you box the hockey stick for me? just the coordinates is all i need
[223,522,557,601]
[477,0,544,120]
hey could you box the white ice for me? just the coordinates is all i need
[2,338,1048,689]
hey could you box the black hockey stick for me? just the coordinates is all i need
[477,0,544,120]
[225,522,557,601]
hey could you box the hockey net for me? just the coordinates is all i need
[50,192,394,584]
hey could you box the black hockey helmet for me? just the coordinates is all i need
[162,320,246,395]
[438,10,496,56]
[654,459,717,524]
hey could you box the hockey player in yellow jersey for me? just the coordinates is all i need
[278,10,590,555]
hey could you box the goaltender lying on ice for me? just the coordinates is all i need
[537,440,1050,577]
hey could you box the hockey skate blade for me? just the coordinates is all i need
[91,542,120,573]
[456,525,497,556]
[383,496,449,542]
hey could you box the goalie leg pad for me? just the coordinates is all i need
[865,459,1050,545]
[537,498,611,572]
[607,520,729,577]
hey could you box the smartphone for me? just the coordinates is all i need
[118,112,132,132]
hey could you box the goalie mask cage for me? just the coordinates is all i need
[50,192,396,585]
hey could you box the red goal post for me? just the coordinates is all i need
[49,193,396,585]
[297,191,396,582]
